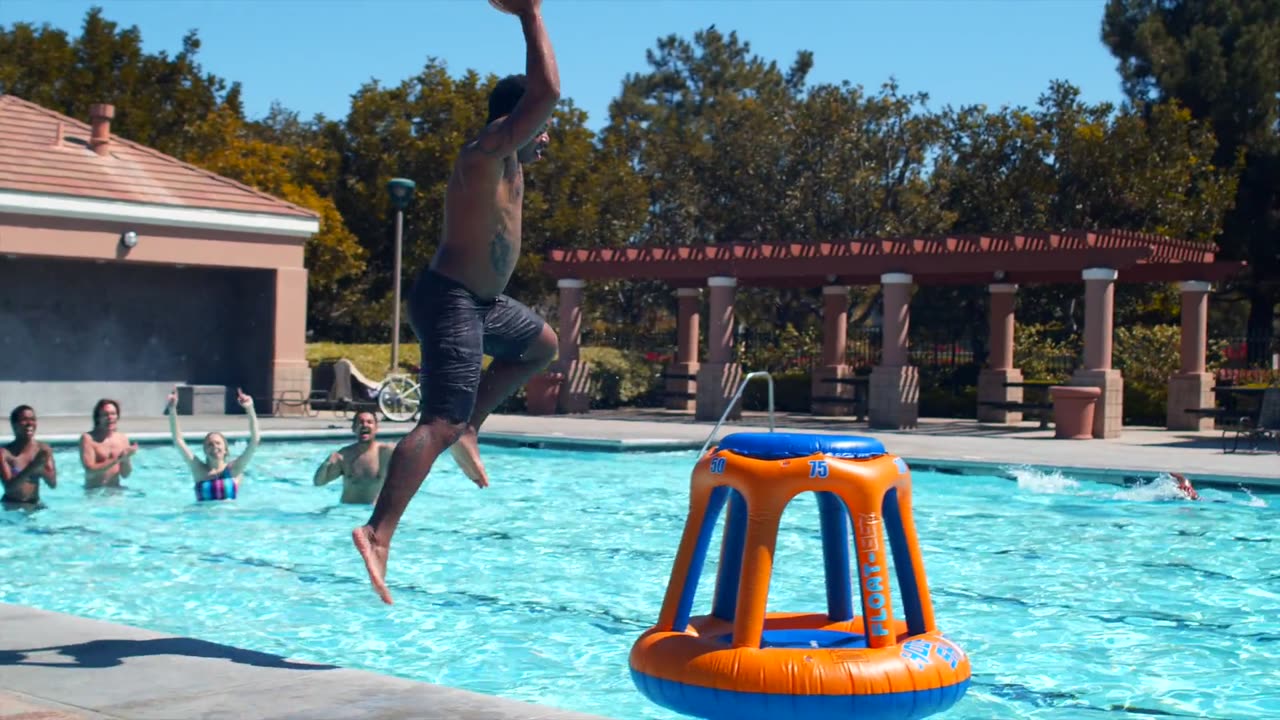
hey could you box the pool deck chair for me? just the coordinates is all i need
[1225,387,1279,454]
[330,358,383,419]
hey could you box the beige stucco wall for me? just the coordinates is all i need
[0,213,310,416]
[0,213,305,269]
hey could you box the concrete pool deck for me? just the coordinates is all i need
[28,408,1280,487]
[0,605,607,720]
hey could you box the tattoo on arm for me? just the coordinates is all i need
[490,231,514,277]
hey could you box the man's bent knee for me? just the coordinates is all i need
[526,324,558,367]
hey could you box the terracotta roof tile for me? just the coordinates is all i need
[0,94,318,219]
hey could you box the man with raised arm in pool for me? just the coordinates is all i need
[352,0,560,605]
[314,411,395,504]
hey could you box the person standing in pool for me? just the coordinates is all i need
[80,398,137,489]
[313,411,395,504]
[352,0,561,604]
[2,405,57,507]
[165,387,261,502]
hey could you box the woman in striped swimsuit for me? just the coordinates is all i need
[165,387,260,502]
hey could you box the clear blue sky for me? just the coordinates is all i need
[2,0,1125,131]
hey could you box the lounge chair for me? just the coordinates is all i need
[1225,387,1280,454]
[330,358,382,418]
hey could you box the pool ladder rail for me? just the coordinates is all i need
[697,370,775,458]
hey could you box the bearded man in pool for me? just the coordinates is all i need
[352,0,560,605]
[314,412,395,504]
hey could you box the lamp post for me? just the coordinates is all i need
[387,177,416,373]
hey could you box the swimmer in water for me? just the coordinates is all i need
[1169,472,1199,501]
[2,405,57,507]
[165,387,260,502]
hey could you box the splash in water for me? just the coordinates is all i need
[1239,485,1269,508]
[1005,465,1079,494]
[1111,473,1192,502]
[1003,466,1269,508]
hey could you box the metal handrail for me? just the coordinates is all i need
[698,370,775,457]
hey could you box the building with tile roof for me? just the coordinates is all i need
[0,94,320,417]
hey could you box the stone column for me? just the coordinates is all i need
[665,287,701,411]
[812,285,857,416]
[554,278,591,413]
[270,267,311,416]
[1167,281,1214,430]
[1070,268,1124,438]
[977,284,1024,423]
[869,273,919,429]
[696,276,743,421]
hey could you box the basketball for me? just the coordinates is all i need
[488,0,517,14]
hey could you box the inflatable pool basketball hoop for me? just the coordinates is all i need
[629,432,970,720]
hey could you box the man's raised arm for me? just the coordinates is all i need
[472,0,560,158]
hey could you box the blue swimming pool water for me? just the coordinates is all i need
[1,438,1277,719]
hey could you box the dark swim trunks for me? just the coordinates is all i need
[408,268,546,424]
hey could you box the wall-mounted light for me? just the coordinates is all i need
[121,230,139,249]
[993,270,1006,281]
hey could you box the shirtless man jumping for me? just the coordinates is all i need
[353,0,560,604]
[80,398,137,489]
[314,411,395,504]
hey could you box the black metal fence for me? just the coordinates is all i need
[580,325,676,359]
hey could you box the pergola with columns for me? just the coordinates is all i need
[542,230,1245,437]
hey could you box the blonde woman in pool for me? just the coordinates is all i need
[165,387,260,502]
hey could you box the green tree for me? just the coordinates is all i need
[784,79,951,241]
[931,81,1236,335]
[1103,0,1280,361]
[607,27,810,247]
[606,27,956,347]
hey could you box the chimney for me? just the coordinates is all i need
[88,103,115,156]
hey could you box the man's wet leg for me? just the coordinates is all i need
[451,324,558,486]
[353,419,463,604]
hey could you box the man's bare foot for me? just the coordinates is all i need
[351,525,393,604]
[449,428,490,488]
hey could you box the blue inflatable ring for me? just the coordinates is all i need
[716,432,886,460]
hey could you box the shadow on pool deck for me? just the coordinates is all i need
[0,605,610,719]
[0,637,338,671]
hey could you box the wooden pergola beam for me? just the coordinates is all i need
[544,229,1241,286]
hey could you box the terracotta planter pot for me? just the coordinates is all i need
[1050,385,1102,439]
[524,371,564,415]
